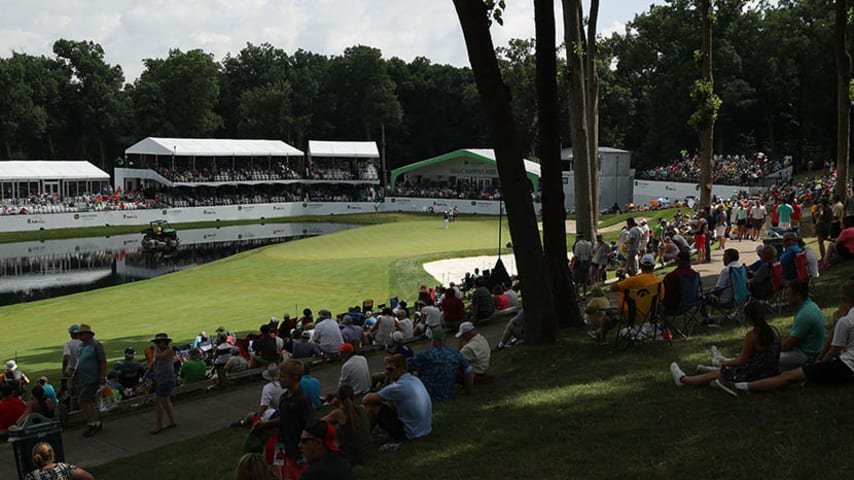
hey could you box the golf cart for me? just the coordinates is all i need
[141,219,179,251]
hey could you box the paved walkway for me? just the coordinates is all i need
[1,237,762,477]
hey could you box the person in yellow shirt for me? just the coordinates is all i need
[610,254,663,324]
[584,286,612,343]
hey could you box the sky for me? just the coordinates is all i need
[0,0,665,82]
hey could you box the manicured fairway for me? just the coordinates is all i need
[0,215,510,381]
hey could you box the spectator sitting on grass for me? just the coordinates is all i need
[777,279,825,370]
[321,385,375,466]
[313,309,344,354]
[662,251,699,314]
[179,348,208,384]
[407,328,473,401]
[456,322,490,383]
[251,324,281,368]
[493,284,511,310]
[363,354,432,443]
[748,245,777,300]
[395,310,415,340]
[416,300,442,336]
[258,363,286,417]
[670,302,780,388]
[299,420,354,480]
[469,277,495,321]
[584,286,612,343]
[387,331,414,358]
[779,232,802,283]
[496,309,525,350]
[114,347,146,390]
[826,216,854,264]
[225,346,250,374]
[35,377,57,405]
[716,279,854,396]
[339,315,364,350]
[369,308,396,347]
[440,288,465,327]
[293,331,322,359]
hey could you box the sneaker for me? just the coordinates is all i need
[714,378,742,397]
[695,364,718,374]
[669,362,685,387]
[378,442,401,453]
[509,337,519,346]
[494,343,505,351]
[82,425,98,438]
[711,346,721,367]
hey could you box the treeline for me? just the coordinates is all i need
[0,0,845,173]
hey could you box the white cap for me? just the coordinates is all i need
[5,360,17,371]
[455,321,476,338]
[640,254,656,267]
[391,331,404,343]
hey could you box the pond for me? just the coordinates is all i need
[0,223,356,306]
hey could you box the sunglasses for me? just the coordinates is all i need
[299,436,321,444]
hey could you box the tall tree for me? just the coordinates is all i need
[452,0,558,344]
[562,0,600,238]
[689,0,721,207]
[836,0,850,199]
[536,0,581,328]
[236,81,294,140]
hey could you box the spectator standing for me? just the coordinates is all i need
[624,218,641,275]
[73,324,105,438]
[149,333,177,434]
[572,233,593,296]
[832,193,845,238]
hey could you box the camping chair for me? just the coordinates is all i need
[362,298,374,312]
[613,281,669,350]
[660,272,704,339]
[760,261,786,314]
[713,264,750,325]
[794,250,808,281]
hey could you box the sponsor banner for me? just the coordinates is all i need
[384,197,540,215]
[0,202,377,233]
[632,179,766,206]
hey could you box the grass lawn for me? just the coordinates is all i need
[87,258,854,480]
[0,214,512,383]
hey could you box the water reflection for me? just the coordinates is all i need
[0,223,355,306]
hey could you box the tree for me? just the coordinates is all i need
[452,0,558,344]
[689,0,720,207]
[236,81,294,140]
[562,0,600,238]
[132,49,222,138]
[835,0,850,200]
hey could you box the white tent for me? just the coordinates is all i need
[0,161,109,181]
[308,140,379,158]
[125,137,303,157]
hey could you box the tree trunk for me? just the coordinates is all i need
[698,0,714,208]
[836,0,851,201]
[563,0,595,239]
[453,0,558,344]
[535,0,582,328]
[586,0,601,230]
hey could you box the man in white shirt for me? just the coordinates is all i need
[456,322,490,382]
[503,283,519,307]
[62,324,81,377]
[336,343,371,395]
[418,303,442,336]
[312,309,344,354]
[396,310,415,339]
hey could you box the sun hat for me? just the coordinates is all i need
[5,360,17,371]
[262,363,279,381]
[337,343,354,353]
[78,324,95,335]
[455,321,476,338]
[151,333,172,343]
[68,324,80,333]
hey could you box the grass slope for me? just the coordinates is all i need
[90,259,854,480]
[0,216,510,382]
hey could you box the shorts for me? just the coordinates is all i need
[817,224,831,237]
[752,218,764,230]
[77,382,99,403]
[573,261,590,283]
[154,381,175,397]
[376,403,408,442]
[831,222,842,239]
[802,358,854,384]
[737,219,746,226]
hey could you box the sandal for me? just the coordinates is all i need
[150,427,164,435]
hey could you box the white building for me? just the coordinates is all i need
[561,147,634,212]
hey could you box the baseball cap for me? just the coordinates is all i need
[455,321,476,338]
[337,343,354,353]
[640,254,656,267]
[68,324,80,333]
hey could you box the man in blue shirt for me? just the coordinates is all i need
[779,232,802,283]
[779,279,825,369]
[407,328,473,401]
[363,354,432,442]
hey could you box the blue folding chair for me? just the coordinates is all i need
[661,271,703,339]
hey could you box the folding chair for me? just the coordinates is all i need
[362,298,374,312]
[794,251,808,281]
[714,265,750,325]
[614,281,669,350]
[660,272,703,339]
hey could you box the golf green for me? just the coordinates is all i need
[0,216,510,381]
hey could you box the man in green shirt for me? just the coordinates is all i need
[779,280,825,370]
[179,348,209,384]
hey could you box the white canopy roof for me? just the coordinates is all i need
[125,137,303,157]
[308,140,379,159]
[465,148,541,177]
[0,161,110,181]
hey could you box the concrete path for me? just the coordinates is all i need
[1,236,763,477]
